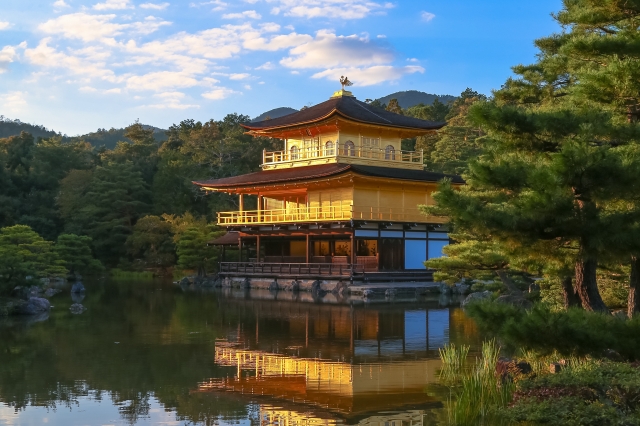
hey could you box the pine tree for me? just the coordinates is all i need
[426,1,640,312]
[385,99,403,115]
[74,162,152,266]
[55,234,104,276]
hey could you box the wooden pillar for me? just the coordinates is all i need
[306,234,310,264]
[221,246,226,262]
[257,193,262,223]
[239,237,243,263]
[239,193,244,212]
[305,312,309,348]
[350,232,356,267]
[256,235,261,263]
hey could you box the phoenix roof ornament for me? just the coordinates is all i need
[340,76,353,90]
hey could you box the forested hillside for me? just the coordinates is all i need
[0,116,59,139]
[376,90,456,109]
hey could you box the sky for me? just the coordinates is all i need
[0,0,563,136]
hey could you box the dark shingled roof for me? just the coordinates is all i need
[193,163,464,188]
[241,96,446,131]
[208,231,240,246]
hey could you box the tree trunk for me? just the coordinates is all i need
[574,259,609,313]
[561,276,581,309]
[496,270,522,295]
[628,256,640,318]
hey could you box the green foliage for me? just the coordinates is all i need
[126,215,175,269]
[440,340,514,426]
[466,302,640,360]
[55,233,104,276]
[425,236,509,285]
[69,161,152,266]
[176,226,222,275]
[385,98,404,115]
[506,361,640,426]
[0,225,67,294]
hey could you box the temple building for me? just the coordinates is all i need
[194,82,463,283]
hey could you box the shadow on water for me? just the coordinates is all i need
[0,280,482,425]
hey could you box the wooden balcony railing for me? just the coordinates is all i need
[217,205,442,225]
[217,206,351,225]
[262,142,423,167]
[219,262,364,276]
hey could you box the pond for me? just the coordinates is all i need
[0,280,482,426]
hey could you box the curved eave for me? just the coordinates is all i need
[241,109,446,135]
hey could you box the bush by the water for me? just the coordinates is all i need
[506,361,640,426]
[466,301,640,360]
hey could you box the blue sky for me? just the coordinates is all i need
[0,0,562,135]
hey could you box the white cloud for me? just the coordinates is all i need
[0,91,27,113]
[0,45,20,73]
[244,84,251,89]
[291,70,299,74]
[24,38,116,80]
[79,86,98,92]
[191,0,227,10]
[202,86,240,100]
[255,61,274,70]
[0,22,11,30]
[377,34,386,38]
[229,73,250,80]
[104,87,121,94]
[145,92,200,109]
[243,32,312,51]
[312,65,424,86]
[421,11,435,22]
[273,0,393,19]
[53,0,70,7]
[222,10,261,19]
[93,0,133,10]
[280,31,394,69]
[407,57,418,62]
[39,13,127,43]
[126,71,204,90]
[243,0,259,3]
[140,2,170,9]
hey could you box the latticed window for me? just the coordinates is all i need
[385,145,395,160]
[361,137,380,149]
[343,140,356,156]
[290,145,299,160]
[325,141,335,156]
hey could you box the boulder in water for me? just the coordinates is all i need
[13,297,51,315]
[461,290,492,307]
[69,303,86,315]
[71,282,85,294]
[44,288,62,297]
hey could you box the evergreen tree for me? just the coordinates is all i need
[55,234,104,276]
[0,225,67,293]
[426,1,640,312]
[75,162,152,266]
[126,216,175,269]
[176,227,218,275]
[385,99,403,115]
[428,88,486,174]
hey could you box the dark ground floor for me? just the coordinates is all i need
[217,221,449,274]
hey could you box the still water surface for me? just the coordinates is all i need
[0,280,481,425]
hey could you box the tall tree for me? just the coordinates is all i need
[385,99,403,115]
[426,1,640,312]
[72,162,152,266]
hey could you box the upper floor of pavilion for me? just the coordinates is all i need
[241,86,446,171]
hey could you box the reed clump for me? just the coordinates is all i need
[439,340,514,426]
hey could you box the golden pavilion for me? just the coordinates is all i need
[194,82,463,281]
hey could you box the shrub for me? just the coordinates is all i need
[466,302,640,360]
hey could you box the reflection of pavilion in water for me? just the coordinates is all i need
[196,296,475,424]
